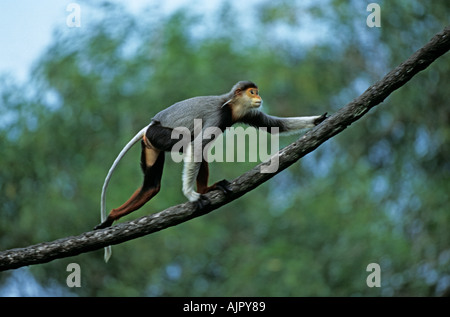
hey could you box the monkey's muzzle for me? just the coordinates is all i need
[252,100,262,108]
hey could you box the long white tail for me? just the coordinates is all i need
[100,125,149,262]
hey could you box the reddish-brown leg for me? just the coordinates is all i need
[95,141,164,229]
[196,160,210,194]
[196,160,232,195]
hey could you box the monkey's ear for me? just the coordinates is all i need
[234,88,242,95]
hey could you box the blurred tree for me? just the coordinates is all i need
[0,0,448,296]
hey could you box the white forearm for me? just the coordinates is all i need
[182,142,201,202]
[283,116,319,131]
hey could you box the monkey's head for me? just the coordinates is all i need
[231,81,262,108]
[224,81,263,121]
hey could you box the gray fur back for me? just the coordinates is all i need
[152,95,227,132]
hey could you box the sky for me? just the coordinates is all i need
[0,1,67,82]
[0,0,217,83]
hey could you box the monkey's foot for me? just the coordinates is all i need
[214,179,232,195]
[195,194,211,211]
[94,218,114,230]
[314,112,329,125]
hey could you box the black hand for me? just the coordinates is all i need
[314,112,329,125]
[195,194,211,210]
[215,179,232,195]
[94,218,114,230]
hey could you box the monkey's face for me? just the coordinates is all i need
[229,86,263,121]
[245,88,262,108]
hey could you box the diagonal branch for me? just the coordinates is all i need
[0,26,449,272]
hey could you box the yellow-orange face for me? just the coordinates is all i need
[245,87,262,108]
[230,86,263,121]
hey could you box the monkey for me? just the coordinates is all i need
[95,81,327,261]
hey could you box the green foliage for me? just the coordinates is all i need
[0,1,449,296]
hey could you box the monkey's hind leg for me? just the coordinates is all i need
[196,160,232,195]
[94,141,164,229]
[195,160,232,210]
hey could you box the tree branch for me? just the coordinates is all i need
[1,26,449,272]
